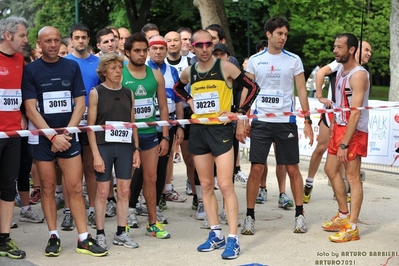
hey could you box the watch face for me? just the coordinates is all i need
[340,144,348,149]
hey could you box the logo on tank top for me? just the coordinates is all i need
[0,67,9,75]
[135,85,147,96]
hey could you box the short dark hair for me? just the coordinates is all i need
[205,24,226,41]
[177,27,192,34]
[255,39,268,53]
[124,33,148,54]
[141,23,159,35]
[96,28,113,44]
[69,23,90,38]
[264,17,290,34]
[62,36,71,45]
[336,33,359,56]
[190,29,212,44]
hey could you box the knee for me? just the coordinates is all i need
[96,185,109,200]
[67,181,83,195]
[117,187,130,200]
[249,165,263,180]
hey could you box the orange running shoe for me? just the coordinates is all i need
[329,223,360,243]
[321,212,350,231]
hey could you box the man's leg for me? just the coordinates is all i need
[324,154,348,213]
[181,140,197,197]
[286,164,304,206]
[83,145,97,210]
[345,156,363,224]
[94,180,109,233]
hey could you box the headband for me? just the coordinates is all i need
[149,40,167,47]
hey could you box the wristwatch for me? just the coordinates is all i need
[340,143,349,150]
[162,136,170,142]
[134,147,142,152]
[304,116,312,125]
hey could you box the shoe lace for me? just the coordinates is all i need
[6,239,19,250]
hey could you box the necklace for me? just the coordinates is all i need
[196,67,211,79]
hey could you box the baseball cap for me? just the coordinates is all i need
[213,43,230,56]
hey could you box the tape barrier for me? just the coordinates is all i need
[1,104,398,139]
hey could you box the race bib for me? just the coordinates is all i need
[79,107,88,126]
[134,98,154,119]
[43,90,72,114]
[155,98,175,115]
[193,91,220,114]
[257,90,283,109]
[105,121,132,143]
[0,88,22,111]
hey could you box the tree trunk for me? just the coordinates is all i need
[193,0,235,56]
[390,0,399,101]
[124,0,152,34]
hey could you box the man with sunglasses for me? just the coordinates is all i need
[237,17,314,236]
[174,29,260,260]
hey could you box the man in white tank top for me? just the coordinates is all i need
[322,33,370,243]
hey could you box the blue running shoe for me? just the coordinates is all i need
[197,231,226,252]
[221,237,240,259]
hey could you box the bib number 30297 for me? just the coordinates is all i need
[105,121,132,143]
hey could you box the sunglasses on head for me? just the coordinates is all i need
[192,41,213,49]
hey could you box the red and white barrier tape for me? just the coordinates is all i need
[1,104,398,139]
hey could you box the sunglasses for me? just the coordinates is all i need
[192,41,213,49]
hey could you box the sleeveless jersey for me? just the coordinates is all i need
[0,52,23,131]
[247,49,304,123]
[189,59,232,124]
[334,65,369,133]
[94,84,133,144]
[122,65,157,134]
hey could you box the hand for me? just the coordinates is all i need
[218,110,240,125]
[236,120,247,144]
[303,123,314,146]
[319,97,334,109]
[337,147,348,164]
[93,155,105,173]
[187,99,194,114]
[158,139,169,156]
[20,114,27,130]
[51,134,72,153]
[175,127,184,146]
[132,150,141,168]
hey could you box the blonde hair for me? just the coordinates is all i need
[96,53,124,82]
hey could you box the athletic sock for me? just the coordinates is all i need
[116,226,125,235]
[0,233,10,245]
[295,205,304,217]
[97,229,105,235]
[246,208,255,220]
[306,177,314,187]
[338,210,349,219]
[107,197,116,203]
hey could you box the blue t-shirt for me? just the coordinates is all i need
[22,57,86,143]
[65,53,101,106]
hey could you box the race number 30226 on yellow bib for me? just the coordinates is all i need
[43,90,72,114]
[105,121,132,143]
[193,91,220,114]
[0,88,22,111]
[134,98,154,119]
[257,90,283,109]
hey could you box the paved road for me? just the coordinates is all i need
[2,157,399,266]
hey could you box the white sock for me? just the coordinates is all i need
[210,225,222,238]
[88,207,95,214]
[21,206,30,212]
[79,232,89,242]
[196,185,202,200]
[306,177,314,187]
[49,230,59,238]
[338,211,349,219]
[350,223,357,230]
[165,184,172,192]
[228,234,239,242]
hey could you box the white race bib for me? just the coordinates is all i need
[79,107,88,126]
[105,121,132,143]
[257,90,283,109]
[193,91,220,114]
[43,90,72,114]
[0,88,22,111]
[155,98,175,116]
[134,98,154,119]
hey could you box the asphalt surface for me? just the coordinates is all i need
[1,156,399,266]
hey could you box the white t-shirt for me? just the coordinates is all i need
[247,49,304,123]
[326,60,340,100]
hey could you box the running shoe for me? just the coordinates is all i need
[113,231,138,248]
[136,202,148,216]
[196,202,206,220]
[29,189,41,205]
[329,223,360,243]
[214,177,219,190]
[256,188,267,204]
[186,179,193,195]
[234,170,248,186]
[221,237,240,259]
[322,213,350,232]
[156,206,168,224]
[0,238,26,259]
[278,193,294,209]
[197,230,225,252]
[61,212,74,231]
[19,207,44,223]
[192,197,198,210]
[165,189,187,202]
[293,214,308,233]
[45,234,61,257]
[76,234,108,256]
[96,234,107,250]
[127,209,139,228]
[159,196,167,210]
[173,153,181,163]
[241,216,255,235]
[87,211,96,229]
[105,200,116,217]
[145,222,171,239]
[303,185,313,204]
[10,219,17,229]
[219,211,241,227]
[200,216,210,229]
